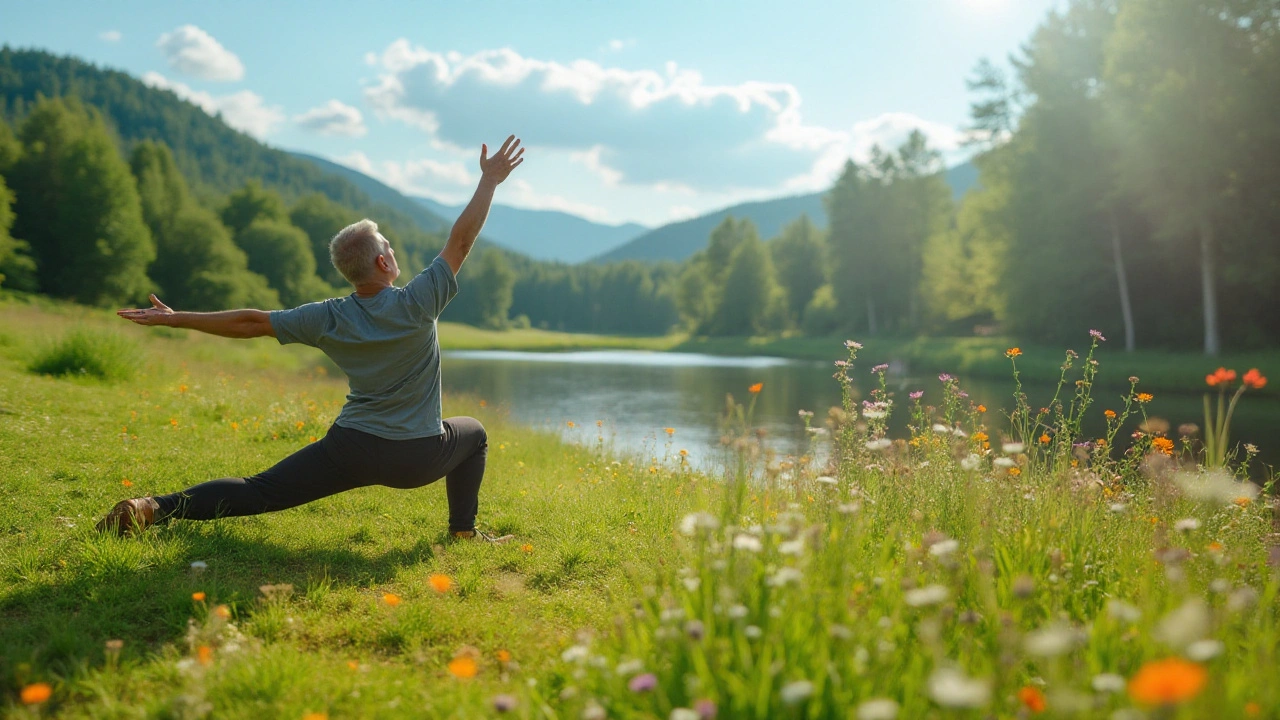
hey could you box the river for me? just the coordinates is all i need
[441,350,1279,475]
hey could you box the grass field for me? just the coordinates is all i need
[3,297,1279,718]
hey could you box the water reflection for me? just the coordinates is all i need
[441,350,1278,475]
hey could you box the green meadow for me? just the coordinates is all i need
[2,298,1278,719]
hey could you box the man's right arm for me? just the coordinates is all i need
[439,135,524,275]
[117,294,275,339]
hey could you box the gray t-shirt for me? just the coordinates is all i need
[269,256,458,440]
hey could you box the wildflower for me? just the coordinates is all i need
[520,543,533,553]
[769,567,803,586]
[21,683,52,705]
[496,649,512,664]
[582,703,607,720]
[680,512,720,536]
[170,418,178,427]
[121,479,133,487]
[664,427,675,435]
[1156,599,1210,650]
[865,438,892,451]
[492,695,518,713]
[1019,686,1047,713]
[629,673,658,692]
[732,534,763,552]
[1243,368,1266,389]
[960,454,981,471]
[748,383,764,394]
[1174,469,1259,505]
[448,655,479,679]
[670,710,699,720]
[429,574,453,594]
[192,591,206,602]
[1093,673,1126,694]
[1005,347,1022,358]
[780,680,814,705]
[929,539,959,557]
[1174,518,1201,532]
[932,423,949,433]
[938,373,954,383]
[295,421,305,430]
[928,667,990,708]
[382,593,402,607]
[679,449,688,457]
[993,457,1017,469]
[856,698,899,720]
[1205,367,1237,387]
[1039,434,1050,444]
[1246,702,1262,717]
[871,363,889,374]
[1105,409,1117,419]
[744,625,762,639]
[197,645,213,666]
[972,431,988,442]
[815,475,838,485]
[685,619,705,640]
[977,404,986,413]
[1152,437,1175,455]
[302,713,327,720]
[1186,639,1224,661]
[1244,443,1259,454]
[693,699,718,719]
[561,645,589,662]
[909,390,923,400]
[1127,658,1207,705]
[905,584,949,607]
[1136,393,1154,403]
[1107,600,1142,623]
[566,421,575,428]
[1090,329,1106,341]
[845,340,863,350]
[213,605,231,619]
[1002,442,1024,454]
[1024,624,1079,657]
[190,561,207,572]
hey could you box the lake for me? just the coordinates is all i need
[441,350,1279,475]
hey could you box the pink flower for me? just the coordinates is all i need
[629,673,658,692]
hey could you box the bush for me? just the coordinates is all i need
[29,328,140,381]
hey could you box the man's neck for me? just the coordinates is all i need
[353,278,393,298]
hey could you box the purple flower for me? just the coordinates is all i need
[956,391,969,398]
[871,364,889,374]
[909,391,923,400]
[845,340,863,350]
[492,694,518,713]
[938,373,954,383]
[629,673,658,692]
[1090,329,1106,341]
[694,699,718,719]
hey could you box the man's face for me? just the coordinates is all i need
[378,233,400,281]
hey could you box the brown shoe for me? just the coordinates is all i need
[95,498,161,536]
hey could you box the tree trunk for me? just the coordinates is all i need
[1109,212,1136,353]
[1199,213,1220,356]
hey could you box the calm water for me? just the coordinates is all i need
[440,350,1279,474]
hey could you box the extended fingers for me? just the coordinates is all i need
[496,134,516,157]
[509,147,525,165]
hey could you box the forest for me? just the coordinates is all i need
[1,0,1278,353]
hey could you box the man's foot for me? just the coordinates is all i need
[450,529,515,544]
[95,498,161,536]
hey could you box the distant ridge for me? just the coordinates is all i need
[594,161,979,264]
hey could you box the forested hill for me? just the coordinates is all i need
[595,161,978,264]
[0,48,449,255]
[290,153,452,234]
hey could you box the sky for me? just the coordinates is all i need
[2,0,1060,227]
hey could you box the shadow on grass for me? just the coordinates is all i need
[0,526,439,679]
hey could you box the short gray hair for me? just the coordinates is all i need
[329,219,384,284]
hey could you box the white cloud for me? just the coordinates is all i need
[667,205,698,221]
[156,25,244,82]
[603,38,636,52]
[143,72,283,139]
[336,151,376,175]
[295,100,368,137]
[334,151,473,199]
[508,179,613,223]
[99,30,122,43]
[363,40,834,191]
[569,145,622,186]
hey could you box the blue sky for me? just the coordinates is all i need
[2,0,1059,227]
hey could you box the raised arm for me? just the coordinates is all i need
[440,135,524,275]
[117,294,275,339]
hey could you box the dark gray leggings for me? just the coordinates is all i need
[154,417,488,532]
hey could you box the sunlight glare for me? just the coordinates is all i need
[962,0,1009,12]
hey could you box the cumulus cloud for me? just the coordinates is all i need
[667,205,698,221]
[335,151,473,199]
[100,30,122,43]
[143,72,283,138]
[156,25,245,82]
[364,40,836,190]
[603,38,636,52]
[295,100,368,137]
[507,179,613,223]
[336,151,377,175]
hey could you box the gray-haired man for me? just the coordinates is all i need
[99,136,525,542]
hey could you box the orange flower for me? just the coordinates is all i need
[520,543,533,553]
[1008,467,1022,476]
[1039,434,1050,444]
[179,384,188,393]
[122,479,133,487]
[1136,393,1154,403]
[1006,347,1022,358]
[972,431,988,443]
[566,421,576,428]
[479,400,488,408]
[192,591,206,602]
[977,404,987,413]
[1207,542,1223,552]
[1246,701,1262,717]
[748,382,764,394]
[1234,496,1252,508]
[382,593,402,607]
[664,427,675,435]
[21,682,52,705]
[1105,409,1117,419]
[1206,367,1237,387]
[679,449,689,457]
[429,574,453,594]
[347,660,359,670]
[197,645,213,666]
[214,605,231,619]
[1151,437,1175,455]
[302,713,329,720]
[1018,686,1047,713]
[1097,438,1107,447]
[1243,368,1267,390]
[448,655,478,679]
[295,421,305,430]
[496,649,512,664]
[1128,658,1207,705]
[169,418,179,427]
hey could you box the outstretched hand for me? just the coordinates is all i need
[117,294,175,326]
[479,135,525,185]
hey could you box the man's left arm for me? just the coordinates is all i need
[118,294,275,339]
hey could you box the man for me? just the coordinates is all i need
[97,135,525,542]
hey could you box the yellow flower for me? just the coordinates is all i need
[1006,347,1022,358]
[382,593,402,606]
[429,574,453,594]
[302,713,329,720]
[1136,393,1154,403]
[972,432,988,443]
[179,384,188,393]
[296,421,305,430]
[520,543,533,553]
[664,427,676,435]
[679,449,688,457]
[448,655,478,679]
[121,479,133,487]
[21,683,52,705]
[566,421,576,428]
[1128,658,1206,705]
[1008,467,1022,476]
